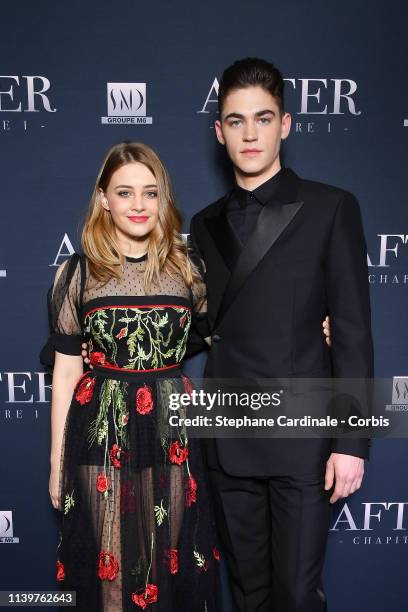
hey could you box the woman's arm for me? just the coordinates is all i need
[49,351,83,510]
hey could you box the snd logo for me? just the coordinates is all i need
[0,510,20,543]
[101,83,153,125]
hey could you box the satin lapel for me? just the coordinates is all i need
[214,199,304,328]
[204,198,242,272]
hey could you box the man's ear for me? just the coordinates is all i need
[214,120,226,145]
[281,112,292,141]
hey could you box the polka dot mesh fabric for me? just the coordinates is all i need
[44,249,219,611]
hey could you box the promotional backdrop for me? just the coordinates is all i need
[1,1,407,610]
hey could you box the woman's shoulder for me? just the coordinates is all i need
[53,252,86,286]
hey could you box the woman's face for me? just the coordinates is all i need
[101,162,159,246]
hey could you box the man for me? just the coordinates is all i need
[189,58,373,611]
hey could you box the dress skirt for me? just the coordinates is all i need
[57,364,219,611]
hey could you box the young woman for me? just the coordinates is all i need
[42,142,219,611]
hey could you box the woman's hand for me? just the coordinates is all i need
[49,351,83,512]
[323,316,331,347]
[49,463,61,511]
[81,342,92,368]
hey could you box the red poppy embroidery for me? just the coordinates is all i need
[96,473,111,493]
[74,376,96,405]
[169,441,189,465]
[98,551,119,581]
[136,385,154,415]
[90,351,107,366]
[213,546,220,561]
[122,412,129,426]
[168,549,179,574]
[116,327,127,339]
[131,584,158,608]
[145,584,158,603]
[185,475,197,507]
[131,593,148,610]
[109,444,122,469]
[182,375,193,397]
[56,560,65,582]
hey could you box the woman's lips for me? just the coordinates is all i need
[127,216,149,223]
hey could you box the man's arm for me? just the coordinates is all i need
[324,191,374,501]
[185,215,210,358]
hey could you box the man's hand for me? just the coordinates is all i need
[324,452,364,504]
[322,316,331,347]
[81,342,92,368]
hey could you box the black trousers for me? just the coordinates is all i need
[208,468,332,612]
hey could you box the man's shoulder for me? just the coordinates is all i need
[190,192,230,225]
[297,173,357,207]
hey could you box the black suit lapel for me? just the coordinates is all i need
[214,168,303,328]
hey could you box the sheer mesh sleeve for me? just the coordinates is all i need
[40,254,84,367]
[185,237,210,358]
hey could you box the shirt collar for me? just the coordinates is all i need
[234,167,285,208]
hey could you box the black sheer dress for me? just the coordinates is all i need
[42,250,219,611]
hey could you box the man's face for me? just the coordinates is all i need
[215,86,291,180]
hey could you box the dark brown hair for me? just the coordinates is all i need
[218,57,285,116]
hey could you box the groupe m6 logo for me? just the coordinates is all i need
[0,511,19,544]
[385,377,408,411]
[101,83,153,125]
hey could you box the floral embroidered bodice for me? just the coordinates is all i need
[47,251,207,370]
[84,298,192,371]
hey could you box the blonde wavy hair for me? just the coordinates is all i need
[82,141,199,291]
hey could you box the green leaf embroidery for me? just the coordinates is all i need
[85,306,192,371]
[88,380,129,449]
[97,419,108,444]
[64,490,75,515]
[194,550,206,568]
[126,330,139,357]
[154,499,168,526]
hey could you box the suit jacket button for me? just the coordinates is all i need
[212,334,221,342]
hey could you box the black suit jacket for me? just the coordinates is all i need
[190,168,374,477]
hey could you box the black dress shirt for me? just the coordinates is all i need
[226,167,285,245]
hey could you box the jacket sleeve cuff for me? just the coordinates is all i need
[192,313,211,339]
[330,438,371,460]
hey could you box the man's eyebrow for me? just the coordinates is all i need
[223,112,245,121]
[255,109,276,117]
[223,109,276,121]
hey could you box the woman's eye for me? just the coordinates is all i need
[145,191,158,199]
[118,191,131,197]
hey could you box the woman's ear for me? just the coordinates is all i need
[99,188,109,211]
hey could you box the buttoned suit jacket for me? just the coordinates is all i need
[190,168,374,477]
